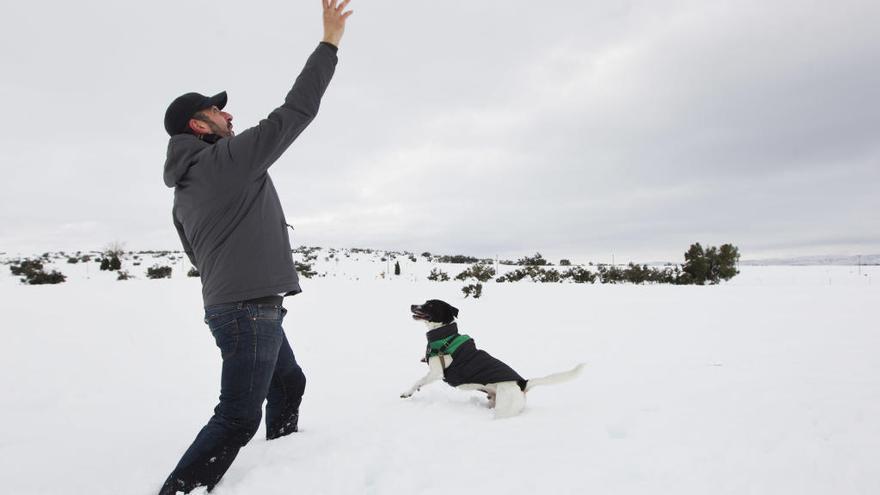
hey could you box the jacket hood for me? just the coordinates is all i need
[163,134,210,187]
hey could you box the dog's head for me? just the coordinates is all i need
[411,299,459,325]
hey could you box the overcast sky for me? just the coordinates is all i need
[1,0,878,263]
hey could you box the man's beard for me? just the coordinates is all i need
[208,120,234,137]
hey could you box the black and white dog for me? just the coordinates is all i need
[401,299,583,418]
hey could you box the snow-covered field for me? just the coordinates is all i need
[1,258,878,494]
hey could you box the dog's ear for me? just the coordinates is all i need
[449,304,459,319]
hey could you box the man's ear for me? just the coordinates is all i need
[187,118,208,135]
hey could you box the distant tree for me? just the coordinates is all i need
[394,261,401,276]
[680,242,740,285]
[682,243,709,285]
[516,252,549,266]
[559,259,572,266]
[104,242,125,258]
[713,244,740,282]
[622,263,649,284]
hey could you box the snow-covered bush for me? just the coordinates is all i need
[427,268,450,281]
[146,265,172,279]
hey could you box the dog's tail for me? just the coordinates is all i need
[524,363,585,392]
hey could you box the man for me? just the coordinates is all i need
[158,1,352,493]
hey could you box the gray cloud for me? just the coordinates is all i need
[1,0,877,262]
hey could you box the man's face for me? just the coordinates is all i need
[191,105,234,137]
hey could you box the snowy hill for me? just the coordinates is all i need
[0,254,878,494]
[741,254,880,266]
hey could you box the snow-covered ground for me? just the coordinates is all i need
[1,260,878,494]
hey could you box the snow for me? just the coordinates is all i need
[1,259,878,494]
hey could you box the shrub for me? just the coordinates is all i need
[622,263,650,285]
[10,259,43,276]
[646,266,678,284]
[427,268,450,281]
[10,260,66,285]
[295,261,317,278]
[99,255,121,271]
[496,266,561,283]
[187,267,200,277]
[25,270,66,285]
[561,267,596,283]
[455,264,496,283]
[559,259,572,266]
[394,261,401,276]
[434,254,482,264]
[597,265,625,284]
[117,271,133,281]
[462,283,483,298]
[146,265,173,279]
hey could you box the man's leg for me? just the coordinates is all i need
[265,329,306,440]
[160,304,285,494]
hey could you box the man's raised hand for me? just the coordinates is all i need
[323,0,353,48]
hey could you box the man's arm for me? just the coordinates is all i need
[223,0,353,178]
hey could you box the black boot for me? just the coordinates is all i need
[266,407,299,440]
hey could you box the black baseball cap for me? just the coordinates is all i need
[164,91,228,136]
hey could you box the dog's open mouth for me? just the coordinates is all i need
[411,306,430,321]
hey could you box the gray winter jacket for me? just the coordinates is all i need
[163,42,338,306]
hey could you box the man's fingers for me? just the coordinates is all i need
[336,0,350,12]
[329,0,338,10]
[341,10,353,19]
[322,0,330,10]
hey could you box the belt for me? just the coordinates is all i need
[242,295,284,306]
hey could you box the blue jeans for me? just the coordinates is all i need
[160,302,306,494]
